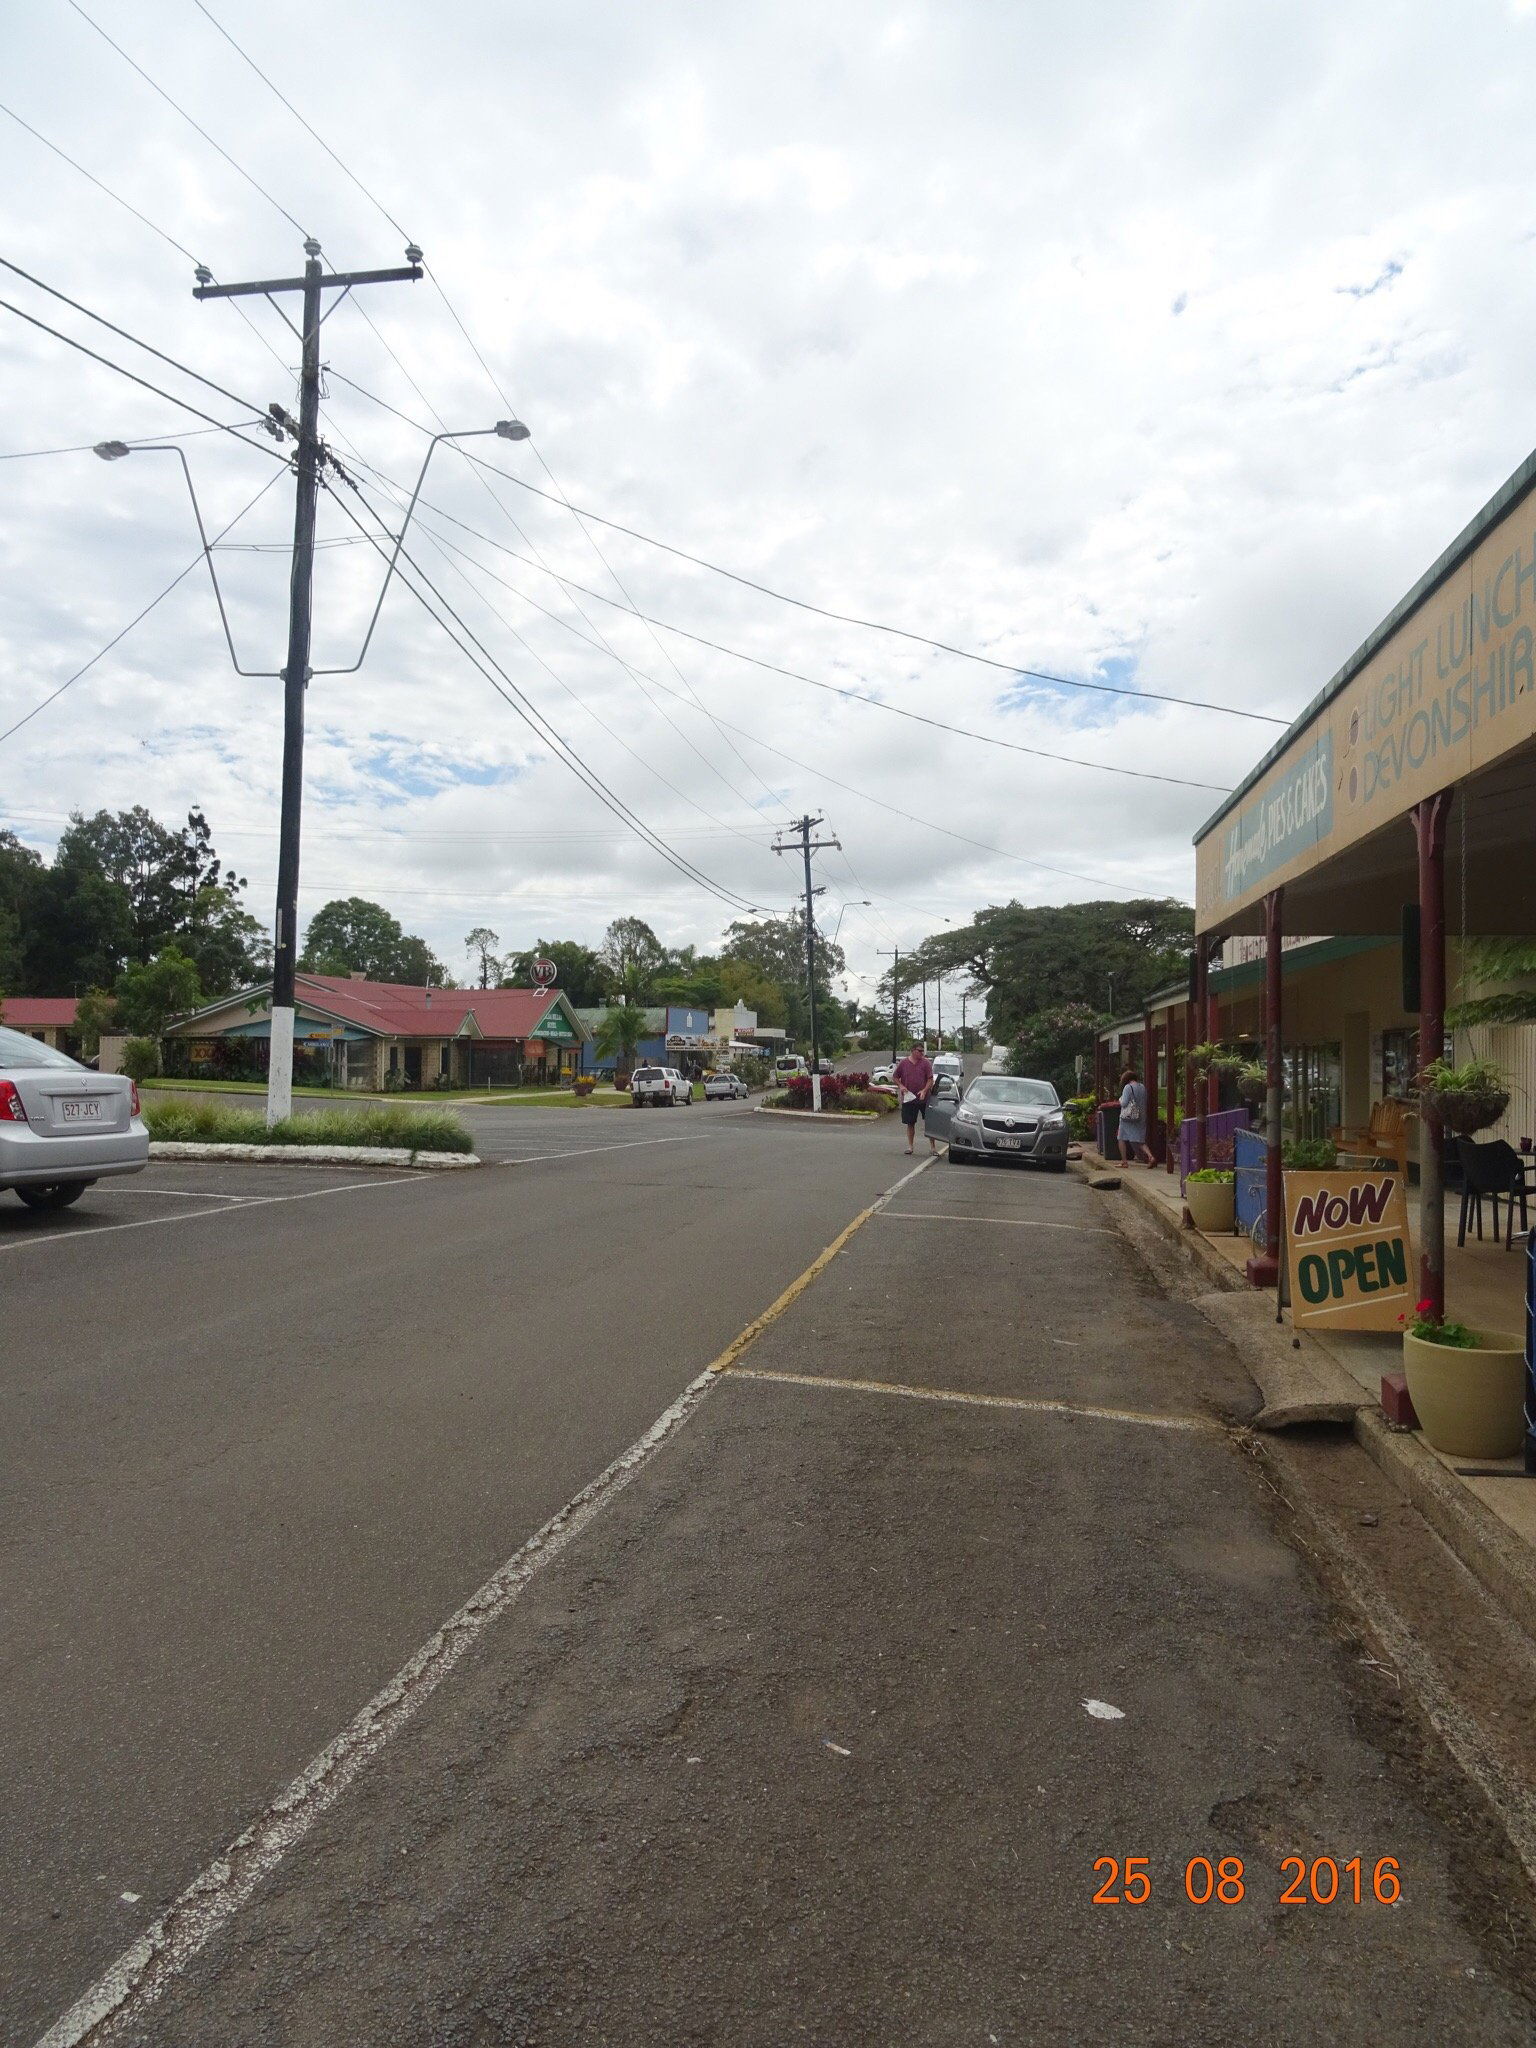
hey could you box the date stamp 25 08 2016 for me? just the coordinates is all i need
[1093,1855,1402,1907]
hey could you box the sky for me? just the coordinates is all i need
[6,0,1536,1008]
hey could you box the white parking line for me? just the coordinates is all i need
[876,1211,1116,1234]
[0,1174,423,1256]
[86,1186,264,1203]
[495,1132,717,1167]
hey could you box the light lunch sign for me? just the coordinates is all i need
[1284,1170,1414,1331]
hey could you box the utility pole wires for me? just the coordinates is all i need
[774,814,840,1107]
[193,236,423,1123]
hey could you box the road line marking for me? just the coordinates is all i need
[0,1175,423,1258]
[875,1211,1116,1234]
[85,1187,263,1203]
[730,1368,1218,1432]
[32,1363,725,2048]
[495,1132,718,1167]
[31,1152,933,2045]
[706,1155,936,1377]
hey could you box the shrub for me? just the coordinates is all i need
[121,1036,161,1083]
[143,1103,473,1153]
[1187,1168,1234,1185]
[785,1072,851,1109]
[843,1087,894,1114]
[1283,1137,1338,1169]
[1062,1095,1095,1141]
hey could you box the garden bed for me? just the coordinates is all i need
[142,1103,475,1154]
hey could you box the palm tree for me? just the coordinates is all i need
[595,1002,649,1081]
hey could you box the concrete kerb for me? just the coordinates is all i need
[752,1106,885,1123]
[148,1142,481,1171]
[1075,1155,1536,1650]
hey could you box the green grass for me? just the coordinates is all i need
[143,1077,367,1098]
[144,1102,475,1153]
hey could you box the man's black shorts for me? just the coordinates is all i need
[901,1097,923,1126]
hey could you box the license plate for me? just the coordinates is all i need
[59,1098,105,1124]
[994,1135,1023,1150]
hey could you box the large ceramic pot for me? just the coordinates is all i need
[1401,1328,1525,1458]
[1184,1177,1235,1233]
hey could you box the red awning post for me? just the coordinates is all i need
[1246,888,1284,1287]
[1143,1012,1155,1153]
[1193,946,1210,1173]
[1412,788,1454,1320]
[1167,1003,1181,1174]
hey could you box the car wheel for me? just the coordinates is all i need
[16,1180,89,1211]
[1047,1156,1068,1174]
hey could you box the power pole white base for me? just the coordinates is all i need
[811,1072,823,1113]
[267,1005,295,1126]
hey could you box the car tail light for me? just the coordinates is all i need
[130,1080,142,1116]
[0,1079,26,1122]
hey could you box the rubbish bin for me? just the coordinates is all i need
[1096,1103,1121,1157]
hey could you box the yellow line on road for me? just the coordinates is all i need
[730,1367,1219,1433]
[705,1155,935,1376]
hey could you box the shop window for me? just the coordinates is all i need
[1381,1028,1417,1102]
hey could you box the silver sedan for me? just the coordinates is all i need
[0,1025,149,1210]
[925,1072,1069,1172]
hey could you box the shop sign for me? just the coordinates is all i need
[1220,733,1333,904]
[1284,1170,1413,1330]
[536,1008,577,1043]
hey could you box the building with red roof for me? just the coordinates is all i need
[1,996,79,1052]
[165,973,587,1090]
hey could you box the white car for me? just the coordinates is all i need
[871,1065,896,1086]
[703,1071,749,1100]
[631,1064,692,1107]
[0,1025,149,1209]
[774,1056,808,1082]
[931,1052,964,1084]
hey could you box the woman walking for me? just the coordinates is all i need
[1116,1067,1155,1168]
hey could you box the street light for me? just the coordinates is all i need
[830,898,870,945]
[94,439,275,675]
[329,418,531,675]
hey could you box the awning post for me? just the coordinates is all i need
[1412,787,1454,1320]
[1247,887,1285,1287]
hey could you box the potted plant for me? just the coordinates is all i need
[572,1074,597,1099]
[1235,1061,1268,1111]
[1184,1167,1235,1233]
[1416,1056,1510,1137]
[1400,1298,1525,1458]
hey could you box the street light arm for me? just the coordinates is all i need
[313,422,525,677]
[101,443,281,677]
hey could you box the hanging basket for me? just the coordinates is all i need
[1417,1060,1510,1137]
[1235,1064,1268,1109]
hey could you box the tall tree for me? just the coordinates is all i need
[301,898,447,985]
[0,831,42,994]
[465,927,502,989]
[598,917,667,995]
[114,945,202,1037]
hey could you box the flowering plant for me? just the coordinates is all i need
[1400,1298,1477,1348]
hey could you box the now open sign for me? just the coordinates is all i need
[1285,1171,1414,1331]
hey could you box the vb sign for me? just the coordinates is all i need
[1284,1171,1413,1331]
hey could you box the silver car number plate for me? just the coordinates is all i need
[60,1098,105,1124]
[994,1135,1023,1149]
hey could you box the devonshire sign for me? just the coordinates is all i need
[1284,1170,1413,1331]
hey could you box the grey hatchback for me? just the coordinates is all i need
[0,1025,149,1209]
[926,1072,1068,1172]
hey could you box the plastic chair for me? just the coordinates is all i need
[1456,1137,1534,1250]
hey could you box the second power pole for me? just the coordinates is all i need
[774,814,840,1106]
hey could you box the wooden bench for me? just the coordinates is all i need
[1330,1098,1416,1181]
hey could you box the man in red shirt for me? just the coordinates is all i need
[893,1039,936,1156]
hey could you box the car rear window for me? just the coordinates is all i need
[0,1025,83,1071]
[633,1067,665,1081]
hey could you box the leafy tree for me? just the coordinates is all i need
[465,926,502,989]
[721,912,845,1041]
[75,987,118,1058]
[500,938,611,1006]
[301,898,447,985]
[23,857,135,994]
[120,1037,161,1083]
[0,831,43,993]
[715,957,786,1027]
[597,917,667,995]
[1008,1002,1105,1097]
[114,945,202,1037]
[594,1003,650,1073]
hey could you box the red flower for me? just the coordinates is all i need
[1415,1298,1434,1314]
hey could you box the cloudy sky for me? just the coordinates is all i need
[6,1,1536,1004]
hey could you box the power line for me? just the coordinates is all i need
[0,467,284,746]
[355,467,1230,794]
[0,99,204,266]
[65,0,311,238]
[319,472,770,915]
[455,453,1290,727]
[0,297,290,463]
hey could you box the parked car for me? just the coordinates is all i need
[925,1072,1069,1172]
[0,1025,149,1209]
[931,1052,964,1084]
[871,1064,896,1085]
[703,1070,749,1100]
[981,1053,1009,1076]
[815,1057,836,1075]
[774,1055,808,1082]
[631,1065,692,1107]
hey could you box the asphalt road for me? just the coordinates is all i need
[3,1097,914,2043]
[83,1139,1535,2045]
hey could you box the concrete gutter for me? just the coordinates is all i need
[752,1107,884,1123]
[1081,1155,1536,1646]
[148,1142,480,1171]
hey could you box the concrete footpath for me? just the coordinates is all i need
[77,1153,1536,2046]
